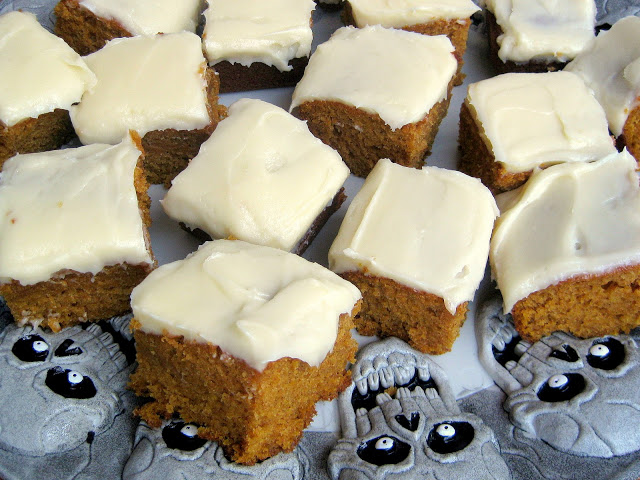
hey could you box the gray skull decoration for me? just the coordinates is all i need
[476,293,640,458]
[123,418,310,480]
[594,0,640,26]
[328,337,511,480]
[0,315,138,480]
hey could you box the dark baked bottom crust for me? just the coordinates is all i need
[129,307,359,465]
[512,263,640,343]
[179,187,347,255]
[338,271,468,355]
[214,57,309,93]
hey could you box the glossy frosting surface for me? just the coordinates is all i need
[131,240,362,371]
[0,11,96,127]
[347,0,480,27]
[0,135,153,286]
[329,159,498,314]
[79,0,203,35]
[491,149,640,313]
[202,0,315,71]
[486,0,596,62]
[290,25,457,130]
[162,99,349,251]
[70,32,210,145]
[566,15,640,137]
[467,71,616,173]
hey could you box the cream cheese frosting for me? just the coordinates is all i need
[347,0,480,27]
[491,149,640,314]
[0,11,96,127]
[565,15,640,137]
[202,0,315,72]
[0,134,154,286]
[70,32,211,145]
[130,240,362,371]
[162,99,349,252]
[78,0,203,36]
[328,159,498,314]
[467,71,616,174]
[485,0,596,63]
[290,25,457,131]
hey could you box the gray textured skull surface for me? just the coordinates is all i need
[477,294,640,457]
[0,319,130,456]
[123,418,309,480]
[329,337,511,480]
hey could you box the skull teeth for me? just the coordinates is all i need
[354,351,420,396]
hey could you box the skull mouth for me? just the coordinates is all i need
[488,319,531,372]
[350,351,438,414]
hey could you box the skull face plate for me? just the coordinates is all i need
[123,418,308,480]
[329,337,511,480]
[0,318,131,456]
[477,293,640,457]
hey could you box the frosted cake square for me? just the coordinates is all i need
[162,98,349,254]
[129,239,361,465]
[54,0,204,55]
[328,159,498,354]
[70,32,226,187]
[202,0,315,92]
[484,0,596,74]
[0,134,156,332]
[343,0,480,84]
[458,71,616,193]
[566,15,640,165]
[491,149,640,343]
[0,11,95,166]
[290,25,457,178]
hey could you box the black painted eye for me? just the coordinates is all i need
[587,338,625,370]
[12,334,49,362]
[357,435,411,466]
[537,373,585,402]
[54,339,83,357]
[549,344,579,363]
[162,422,207,451]
[45,367,96,399]
[427,422,474,454]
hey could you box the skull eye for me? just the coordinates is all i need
[537,373,585,402]
[162,421,207,451]
[587,338,624,371]
[427,421,474,454]
[12,334,49,362]
[357,435,411,466]
[54,339,83,357]
[45,367,96,399]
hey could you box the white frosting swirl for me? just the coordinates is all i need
[131,240,361,372]
[79,0,203,35]
[347,0,480,27]
[491,149,640,313]
[291,26,457,131]
[162,99,349,252]
[0,135,153,286]
[0,11,96,127]
[329,159,498,315]
[202,0,315,71]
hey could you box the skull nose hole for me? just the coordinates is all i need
[395,412,420,431]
